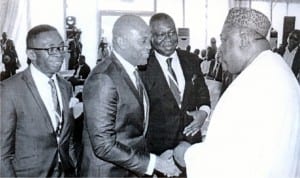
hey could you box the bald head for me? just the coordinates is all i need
[112,15,148,42]
[112,15,151,66]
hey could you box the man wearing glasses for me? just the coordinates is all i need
[0,24,77,177]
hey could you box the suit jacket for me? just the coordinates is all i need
[277,45,300,77]
[73,63,91,79]
[139,49,210,155]
[69,63,91,87]
[0,68,76,177]
[80,54,150,177]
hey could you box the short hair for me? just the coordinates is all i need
[26,24,58,47]
[79,55,85,61]
[289,29,300,41]
[149,13,175,30]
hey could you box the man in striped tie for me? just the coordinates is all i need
[1,24,77,177]
[139,12,211,177]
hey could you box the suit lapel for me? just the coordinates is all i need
[22,69,55,134]
[142,81,150,136]
[292,48,300,75]
[148,52,195,110]
[56,75,70,139]
[147,56,180,107]
[111,54,144,107]
[176,50,193,111]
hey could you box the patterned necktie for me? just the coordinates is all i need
[166,58,181,105]
[48,79,63,137]
[134,69,144,104]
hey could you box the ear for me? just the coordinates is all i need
[116,36,126,50]
[26,49,37,61]
[239,31,250,49]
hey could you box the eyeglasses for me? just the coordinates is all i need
[153,30,177,40]
[28,46,68,55]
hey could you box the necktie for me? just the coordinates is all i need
[134,70,144,104]
[134,69,149,135]
[166,58,181,105]
[48,79,63,137]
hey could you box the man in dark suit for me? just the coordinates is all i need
[0,25,77,177]
[139,13,210,176]
[80,15,181,177]
[68,54,91,87]
[277,29,300,78]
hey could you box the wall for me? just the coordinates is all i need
[185,0,229,51]
[66,0,300,68]
[252,2,300,48]
[1,0,66,71]
[66,0,98,69]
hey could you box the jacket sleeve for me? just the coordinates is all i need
[66,82,78,171]
[83,73,150,175]
[0,83,17,177]
[194,57,211,107]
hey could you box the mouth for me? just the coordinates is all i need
[52,61,63,67]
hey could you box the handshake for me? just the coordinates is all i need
[154,142,191,177]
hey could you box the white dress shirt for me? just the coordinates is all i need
[155,51,210,114]
[30,65,63,142]
[155,51,185,102]
[283,45,298,68]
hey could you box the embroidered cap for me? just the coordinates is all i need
[224,7,271,37]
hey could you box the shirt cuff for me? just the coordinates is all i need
[145,153,156,175]
[199,105,211,119]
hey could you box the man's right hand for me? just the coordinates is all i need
[155,153,182,177]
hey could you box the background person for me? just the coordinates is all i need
[276,29,300,79]
[1,32,20,77]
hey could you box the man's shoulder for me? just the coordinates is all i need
[177,49,200,63]
[91,57,114,74]
[85,58,117,84]
[83,63,91,69]
[1,70,26,89]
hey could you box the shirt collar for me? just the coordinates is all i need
[154,50,177,61]
[285,45,299,53]
[113,50,136,74]
[154,50,179,68]
[30,64,58,84]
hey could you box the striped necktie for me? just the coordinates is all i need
[166,58,181,105]
[134,69,144,104]
[48,79,63,137]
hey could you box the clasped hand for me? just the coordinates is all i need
[155,150,181,177]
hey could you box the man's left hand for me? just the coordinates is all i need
[183,110,208,136]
